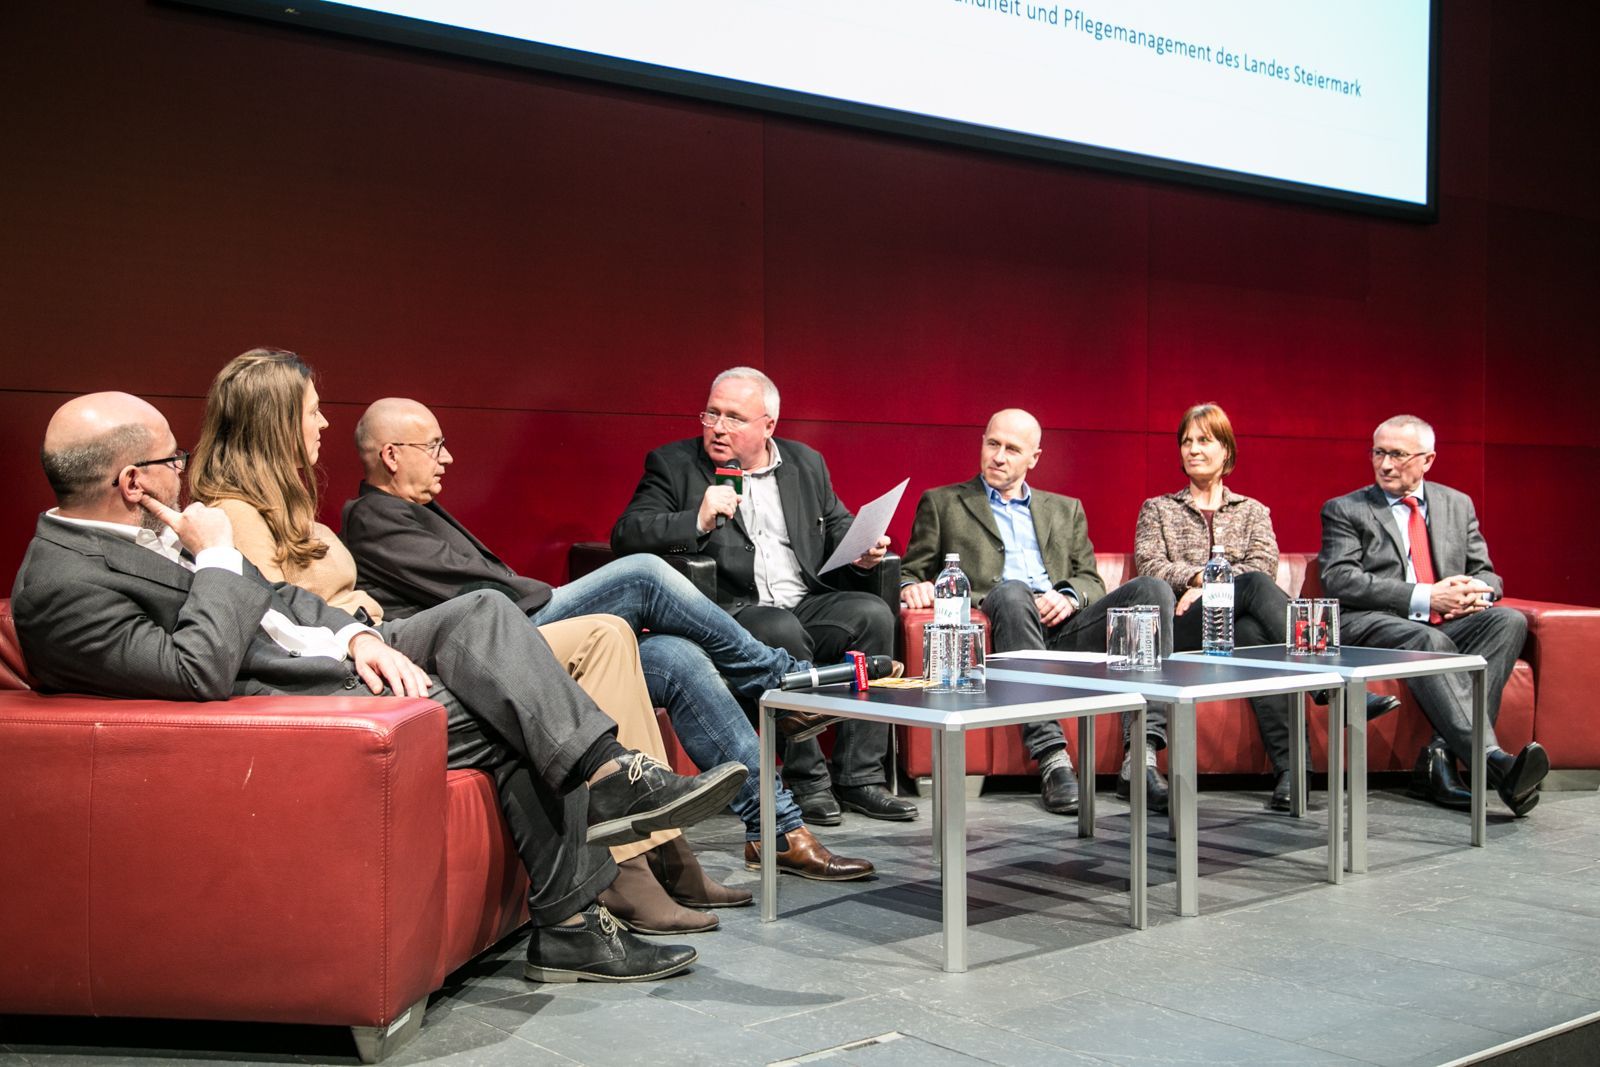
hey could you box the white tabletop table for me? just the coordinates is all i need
[987,651,1343,915]
[758,678,1147,972]
[1170,644,1490,872]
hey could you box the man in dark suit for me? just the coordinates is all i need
[1319,414,1546,815]
[339,397,873,884]
[13,392,749,983]
[901,409,1176,814]
[611,367,915,826]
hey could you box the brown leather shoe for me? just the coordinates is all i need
[599,854,719,934]
[776,710,843,744]
[647,835,753,908]
[742,826,874,881]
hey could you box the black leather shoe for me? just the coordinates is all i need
[1268,770,1292,812]
[524,905,697,983]
[1040,758,1080,815]
[1115,766,1170,814]
[1365,694,1402,720]
[835,783,919,821]
[1487,743,1548,817]
[1310,691,1403,720]
[794,789,842,826]
[1407,743,1472,811]
[586,753,748,847]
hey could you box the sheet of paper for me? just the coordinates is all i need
[818,477,909,574]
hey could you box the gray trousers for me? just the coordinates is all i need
[382,590,619,926]
[1338,605,1527,765]
[983,576,1176,760]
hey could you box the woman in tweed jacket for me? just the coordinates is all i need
[1134,404,1395,810]
[1135,403,1298,810]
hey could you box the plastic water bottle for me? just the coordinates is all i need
[932,554,971,628]
[928,554,973,690]
[1201,546,1234,655]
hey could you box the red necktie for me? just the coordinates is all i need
[1400,496,1441,624]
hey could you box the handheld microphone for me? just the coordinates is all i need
[712,459,742,530]
[780,654,896,691]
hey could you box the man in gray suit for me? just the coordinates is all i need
[1319,414,1546,815]
[901,408,1176,815]
[13,392,748,983]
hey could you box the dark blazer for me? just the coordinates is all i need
[341,482,553,620]
[899,476,1108,607]
[12,516,376,701]
[1319,481,1504,615]
[610,436,861,613]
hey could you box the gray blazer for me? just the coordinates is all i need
[12,516,378,701]
[899,476,1108,608]
[1318,481,1503,616]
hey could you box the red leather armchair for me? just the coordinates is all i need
[0,600,529,1062]
[896,554,1595,781]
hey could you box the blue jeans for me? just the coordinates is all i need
[528,554,806,840]
[532,555,805,699]
[637,635,805,840]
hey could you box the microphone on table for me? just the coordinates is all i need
[712,459,742,529]
[780,653,897,691]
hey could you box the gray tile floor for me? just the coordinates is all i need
[4,779,1598,1066]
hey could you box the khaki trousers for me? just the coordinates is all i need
[537,614,680,862]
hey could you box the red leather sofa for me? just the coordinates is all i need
[0,600,529,1062]
[896,553,1600,781]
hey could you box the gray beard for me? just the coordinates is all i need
[136,486,187,535]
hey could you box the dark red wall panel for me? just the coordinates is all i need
[2,1,1598,608]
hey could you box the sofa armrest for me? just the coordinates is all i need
[0,692,448,1028]
[569,541,718,601]
[1498,597,1600,768]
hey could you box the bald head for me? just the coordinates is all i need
[356,398,452,504]
[979,408,1043,500]
[42,392,169,513]
[984,408,1042,450]
[356,398,434,465]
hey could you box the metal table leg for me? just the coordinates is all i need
[1130,705,1147,930]
[1078,714,1096,838]
[940,727,968,973]
[931,729,944,865]
[1326,686,1346,886]
[1170,699,1198,916]
[760,698,778,920]
[1290,690,1307,818]
[1471,667,1487,847]
[1346,680,1369,874]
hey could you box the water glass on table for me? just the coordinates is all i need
[1287,598,1340,654]
[1108,606,1161,671]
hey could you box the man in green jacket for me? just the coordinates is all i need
[901,409,1175,814]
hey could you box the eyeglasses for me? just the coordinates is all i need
[1370,448,1431,463]
[698,410,765,431]
[112,449,190,485]
[392,438,446,459]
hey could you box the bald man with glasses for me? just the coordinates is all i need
[1319,414,1545,816]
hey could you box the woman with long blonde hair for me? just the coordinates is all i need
[191,348,727,935]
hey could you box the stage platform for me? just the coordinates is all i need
[5,780,1598,1066]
